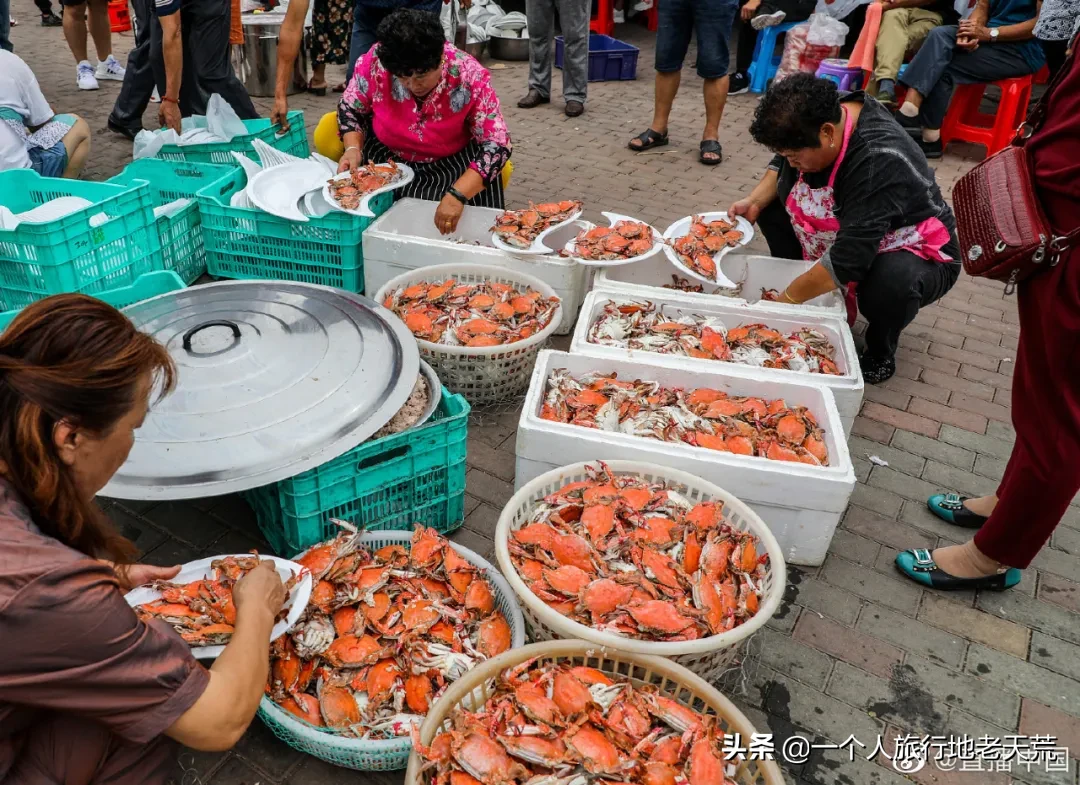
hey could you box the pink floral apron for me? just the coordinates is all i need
[784,108,954,326]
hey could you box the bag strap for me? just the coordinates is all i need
[1014,30,1079,145]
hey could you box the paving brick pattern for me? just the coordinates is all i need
[8,4,1080,784]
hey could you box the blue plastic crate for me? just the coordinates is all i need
[556,33,639,82]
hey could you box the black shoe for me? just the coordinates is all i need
[877,83,896,108]
[565,100,584,118]
[859,354,895,384]
[919,137,943,159]
[107,117,141,140]
[729,71,750,95]
[895,111,922,137]
[41,12,62,25]
[517,89,550,109]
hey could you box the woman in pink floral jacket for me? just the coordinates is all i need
[338,9,512,234]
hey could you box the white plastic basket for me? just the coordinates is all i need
[494,461,786,682]
[257,530,527,771]
[405,640,787,785]
[572,289,864,435]
[374,263,563,406]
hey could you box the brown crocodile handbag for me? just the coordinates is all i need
[952,42,1080,293]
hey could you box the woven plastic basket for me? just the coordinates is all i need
[257,529,527,771]
[405,639,786,785]
[494,461,786,682]
[374,263,562,406]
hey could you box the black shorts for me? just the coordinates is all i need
[655,0,738,78]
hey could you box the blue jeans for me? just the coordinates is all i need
[346,0,442,81]
[0,0,12,52]
[655,0,737,78]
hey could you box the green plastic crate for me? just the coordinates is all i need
[153,111,309,165]
[0,270,185,332]
[243,389,469,556]
[0,170,161,311]
[108,159,241,284]
[196,168,392,292]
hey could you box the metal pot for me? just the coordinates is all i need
[488,34,529,61]
[231,14,310,98]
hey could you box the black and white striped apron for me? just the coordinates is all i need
[362,136,505,209]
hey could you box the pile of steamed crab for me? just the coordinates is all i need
[135,555,291,646]
[539,370,831,466]
[382,279,560,348]
[509,463,766,640]
[267,523,512,738]
[587,301,842,375]
[328,160,402,210]
[664,275,706,294]
[571,221,655,262]
[492,200,583,249]
[414,657,740,785]
[670,217,744,282]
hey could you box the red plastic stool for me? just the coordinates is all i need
[590,0,614,36]
[940,73,1034,158]
[108,0,131,32]
[646,2,657,31]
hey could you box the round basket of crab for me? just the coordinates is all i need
[404,639,787,785]
[494,461,786,683]
[374,263,562,406]
[257,524,527,771]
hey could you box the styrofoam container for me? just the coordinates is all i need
[515,350,856,566]
[571,290,863,435]
[595,252,846,317]
[362,198,590,334]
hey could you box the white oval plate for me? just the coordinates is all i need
[562,211,664,268]
[246,161,329,223]
[125,554,312,660]
[323,162,415,218]
[490,206,583,255]
[662,211,755,289]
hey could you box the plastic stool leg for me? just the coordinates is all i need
[749,26,778,93]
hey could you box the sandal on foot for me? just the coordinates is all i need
[699,139,723,166]
[333,82,347,93]
[895,549,1022,591]
[629,128,669,152]
[927,493,989,529]
[307,82,328,96]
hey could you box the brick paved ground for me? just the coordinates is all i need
[8,4,1080,784]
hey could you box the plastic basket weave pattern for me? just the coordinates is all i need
[153,112,309,164]
[108,159,241,284]
[244,390,469,556]
[405,640,786,785]
[197,169,391,292]
[0,170,161,310]
[257,529,526,771]
[373,263,562,406]
[494,461,787,683]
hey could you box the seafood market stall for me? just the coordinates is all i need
[515,350,856,566]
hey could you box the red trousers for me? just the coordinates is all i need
[974,47,1080,568]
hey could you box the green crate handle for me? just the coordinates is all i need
[357,443,411,471]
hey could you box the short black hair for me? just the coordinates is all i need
[376,9,445,76]
[749,73,843,151]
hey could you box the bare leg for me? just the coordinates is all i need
[701,75,728,161]
[87,0,112,60]
[649,70,681,135]
[962,494,998,517]
[931,539,1001,578]
[902,88,924,109]
[311,63,327,89]
[63,2,89,62]
[62,116,92,178]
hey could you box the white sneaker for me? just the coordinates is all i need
[751,9,787,29]
[613,8,625,22]
[150,87,161,103]
[77,61,100,90]
[95,54,126,81]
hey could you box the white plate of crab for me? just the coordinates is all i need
[561,211,665,267]
[662,211,754,289]
[323,161,415,218]
[124,554,312,660]
[490,200,584,255]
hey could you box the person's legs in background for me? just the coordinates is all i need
[184,0,258,118]
[346,2,385,82]
[555,0,589,115]
[730,0,812,93]
[694,0,736,165]
[34,0,62,25]
[108,0,155,137]
[628,0,691,151]
[520,0,555,107]
[871,8,941,105]
[87,0,125,80]
[62,1,102,87]
[0,0,11,51]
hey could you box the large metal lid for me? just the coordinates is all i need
[102,280,419,500]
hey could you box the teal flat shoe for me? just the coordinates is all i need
[927,493,988,529]
[895,549,1022,591]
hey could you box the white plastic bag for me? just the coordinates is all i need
[813,0,864,21]
[806,12,848,46]
[205,94,248,141]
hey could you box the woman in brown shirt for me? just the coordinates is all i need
[0,294,286,784]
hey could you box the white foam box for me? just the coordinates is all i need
[516,350,856,566]
[595,252,846,318]
[571,290,864,436]
[362,198,590,334]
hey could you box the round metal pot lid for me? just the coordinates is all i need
[101,280,419,501]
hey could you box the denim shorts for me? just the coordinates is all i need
[29,140,68,178]
[655,0,738,78]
